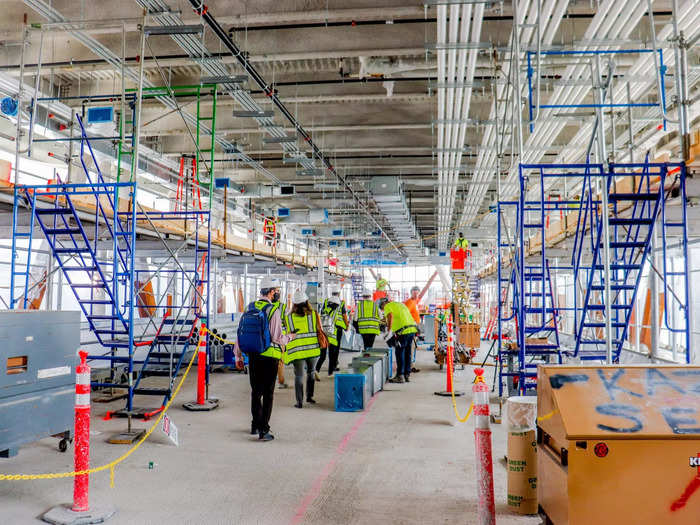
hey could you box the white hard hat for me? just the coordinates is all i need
[260,277,281,290]
[292,289,308,304]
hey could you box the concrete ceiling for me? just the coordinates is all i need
[0,0,695,261]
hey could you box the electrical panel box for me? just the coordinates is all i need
[0,311,80,457]
[277,208,290,217]
[86,106,114,124]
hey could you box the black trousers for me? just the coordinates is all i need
[248,353,279,434]
[395,333,415,378]
[316,327,342,374]
[361,333,376,351]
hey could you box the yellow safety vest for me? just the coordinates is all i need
[356,299,381,335]
[322,299,348,330]
[454,238,468,249]
[384,302,418,335]
[277,302,288,334]
[376,278,388,291]
[254,300,283,359]
[283,311,321,364]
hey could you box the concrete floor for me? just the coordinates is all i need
[1,342,543,525]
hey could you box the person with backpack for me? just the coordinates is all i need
[276,300,290,390]
[283,290,324,408]
[316,289,348,379]
[378,297,418,384]
[354,289,381,351]
[237,277,292,441]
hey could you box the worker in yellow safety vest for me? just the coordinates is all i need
[317,290,349,378]
[283,289,323,408]
[375,273,389,291]
[249,277,293,441]
[275,300,290,389]
[354,290,381,351]
[453,232,469,250]
[378,298,418,384]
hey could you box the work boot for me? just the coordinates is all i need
[389,375,404,384]
[306,398,316,404]
[259,432,275,441]
[294,402,303,409]
[404,375,410,383]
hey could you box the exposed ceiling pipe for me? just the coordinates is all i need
[186,0,401,255]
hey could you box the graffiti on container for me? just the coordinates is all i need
[671,453,700,511]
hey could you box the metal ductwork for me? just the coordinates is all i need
[370,176,426,261]
[276,208,329,225]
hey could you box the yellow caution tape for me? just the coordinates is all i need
[0,336,199,485]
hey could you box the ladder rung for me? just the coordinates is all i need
[583,322,627,328]
[55,247,91,254]
[64,266,99,271]
[587,304,631,310]
[44,228,81,235]
[608,193,658,201]
[35,208,72,215]
[609,218,653,226]
[72,283,106,289]
[665,222,684,227]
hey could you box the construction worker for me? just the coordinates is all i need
[276,300,289,389]
[453,232,469,251]
[283,290,323,408]
[249,277,292,441]
[403,271,438,372]
[404,271,438,328]
[317,289,349,378]
[354,290,381,350]
[375,274,389,291]
[379,298,418,383]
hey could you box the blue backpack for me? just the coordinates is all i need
[237,302,273,354]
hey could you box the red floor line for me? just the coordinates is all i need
[290,394,378,525]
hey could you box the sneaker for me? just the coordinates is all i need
[258,432,275,442]
[314,371,321,382]
[388,375,404,384]
[278,382,289,389]
[294,402,303,409]
[411,367,421,373]
[306,398,316,404]
[404,375,410,383]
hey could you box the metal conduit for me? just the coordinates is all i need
[180,0,401,254]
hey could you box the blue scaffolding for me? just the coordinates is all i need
[11,115,211,417]
[497,160,690,395]
[527,48,668,133]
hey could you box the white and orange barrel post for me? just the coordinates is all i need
[73,350,91,512]
[42,351,117,523]
[183,322,219,411]
[473,367,496,525]
[446,314,454,392]
[435,312,463,397]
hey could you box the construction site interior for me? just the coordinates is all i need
[0,0,700,524]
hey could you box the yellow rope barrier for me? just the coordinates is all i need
[0,342,199,485]
[448,364,482,423]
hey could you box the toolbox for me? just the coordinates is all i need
[0,311,80,457]
[334,366,372,412]
[537,365,700,524]
[351,357,384,394]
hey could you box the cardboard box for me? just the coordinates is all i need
[507,430,538,515]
